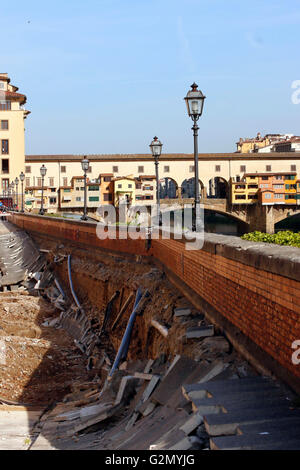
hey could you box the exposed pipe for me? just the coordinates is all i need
[67,254,82,310]
[54,277,65,299]
[151,319,169,338]
[108,288,143,378]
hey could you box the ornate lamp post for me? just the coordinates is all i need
[184,83,206,231]
[39,164,47,215]
[149,136,163,224]
[11,182,15,209]
[20,172,25,213]
[15,177,19,211]
[81,157,89,221]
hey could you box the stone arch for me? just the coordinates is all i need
[159,177,179,199]
[208,176,228,198]
[180,178,206,199]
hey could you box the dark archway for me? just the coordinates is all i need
[181,178,205,199]
[275,212,300,232]
[208,177,228,198]
[159,177,178,199]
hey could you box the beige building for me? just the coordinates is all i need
[0,73,29,193]
[23,152,300,212]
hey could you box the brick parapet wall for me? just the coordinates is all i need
[9,213,300,386]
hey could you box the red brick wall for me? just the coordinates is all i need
[10,214,300,380]
[151,239,300,380]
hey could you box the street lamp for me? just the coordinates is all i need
[20,172,25,213]
[81,157,89,221]
[184,83,206,231]
[150,136,163,224]
[39,164,47,215]
[15,177,19,211]
[10,182,15,210]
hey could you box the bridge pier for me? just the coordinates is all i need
[248,205,275,234]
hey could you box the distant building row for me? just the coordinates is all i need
[231,172,300,205]
[25,174,157,212]
[236,132,300,153]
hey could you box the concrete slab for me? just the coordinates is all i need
[151,356,199,406]
[210,431,300,450]
[186,325,214,339]
[204,406,300,436]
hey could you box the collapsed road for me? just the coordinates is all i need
[0,220,300,450]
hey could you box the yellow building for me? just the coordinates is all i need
[0,73,29,193]
[113,176,135,206]
[236,133,271,153]
[230,174,259,204]
[284,173,297,204]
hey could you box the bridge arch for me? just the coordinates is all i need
[159,177,179,199]
[274,208,300,229]
[208,176,228,198]
[180,178,206,199]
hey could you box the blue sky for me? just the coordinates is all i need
[2,0,300,154]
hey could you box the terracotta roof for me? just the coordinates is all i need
[2,91,26,104]
[245,172,296,176]
[26,152,300,162]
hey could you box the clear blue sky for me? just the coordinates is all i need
[2,0,300,154]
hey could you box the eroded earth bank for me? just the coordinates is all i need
[0,222,298,451]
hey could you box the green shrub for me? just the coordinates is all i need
[241,230,300,247]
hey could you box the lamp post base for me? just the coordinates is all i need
[81,215,88,221]
[39,210,45,216]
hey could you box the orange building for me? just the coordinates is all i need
[99,173,114,204]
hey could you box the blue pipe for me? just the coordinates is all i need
[67,254,82,310]
[108,288,143,377]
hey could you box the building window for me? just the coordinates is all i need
[89,196,99,202]
[2,178,9,190]
[63,177,68,186]
[128,184,132,188]
[25,166,31,173]
[136,183,142,189]
[88,185,99,191]
[138,166,144,173]
[76,197,82,202]
[274,194,283,199]
[215,165,221,172]
[64,188,71,193]
[87,166,92,173]
[104,176,111,182]
[118,184,122,188]
[264,193,272,199]
[61,166,66,173]
[103,193,112,201]
[1,159,9,174]
[37,177,42,187]
[0,120,8,130]
[25,177,30,187]
[274,184,283,189]
[275,175,282,180]
[1,140,9,154]
[291,165,296,171]
[164,166,170,172]
[113,166,118,173]
[189,165,194,173]
[240,165,246,172]
[49,197,57,204]
[49,177,54,186]
[0,102,11,111]
[266,165,271,171]
[261,176,269,180]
